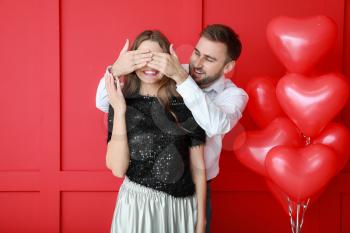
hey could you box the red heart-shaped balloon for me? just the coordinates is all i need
[313,122,350,172]
[234,118,301,176]
[267,15,337,74]
[266,144,338,201]
[246,76,286,128]
[276,73,349,137]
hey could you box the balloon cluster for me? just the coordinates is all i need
[234,15,350,233]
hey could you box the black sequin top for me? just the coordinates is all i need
[107,94,206,197]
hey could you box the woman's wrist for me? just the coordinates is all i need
[114,111,126,119]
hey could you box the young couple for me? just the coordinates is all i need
[95,24,248,233]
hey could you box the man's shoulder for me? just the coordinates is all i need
[223,77,236,87]
[221,78,248,97]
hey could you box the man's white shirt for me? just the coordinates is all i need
[96,65,248,180]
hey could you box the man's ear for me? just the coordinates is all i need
[223,60,235,74]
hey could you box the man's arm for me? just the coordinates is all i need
[95,66,112,113]
[177,77,248,137]
[146,46,248,137]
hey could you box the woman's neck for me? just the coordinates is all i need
[139,83,161,96]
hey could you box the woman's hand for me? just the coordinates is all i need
[105,71,126,114]
[111,39,153,77]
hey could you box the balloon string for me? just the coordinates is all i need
[287,197,311,233]
[299,198,310,229]
[301,133,311,146]
[287,197,295,233]
[296,203,300,233]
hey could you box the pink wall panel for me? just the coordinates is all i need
[1,0,61,232]
[0,192,40,233]
[0,0,47,170]
[61,192,116,233]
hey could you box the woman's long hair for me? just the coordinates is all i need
[122,30,183,125]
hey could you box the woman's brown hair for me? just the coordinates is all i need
[122,30,184,126]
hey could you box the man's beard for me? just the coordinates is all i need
[189,64,223,88]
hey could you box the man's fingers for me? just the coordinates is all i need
[148,59,163,66]
[129,49,152,56]
[149,55,166,64]
[120,39,129,55]
[131,53,153,66]
[133,62,148,70]
[151,51,168,58]
[130,54,154,70]
[151,52,171,65]
[147,61,163,72]
[170,44,178,59]
[133,52,153,60]
[132,57,153,66]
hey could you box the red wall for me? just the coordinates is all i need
[0,0,349,232]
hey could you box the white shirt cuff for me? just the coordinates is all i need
[176,76,202,106]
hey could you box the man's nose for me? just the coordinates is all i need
[194,57,204,68]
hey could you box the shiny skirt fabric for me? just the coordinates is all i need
[110,176,197,233]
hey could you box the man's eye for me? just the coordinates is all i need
[206,58,214,62]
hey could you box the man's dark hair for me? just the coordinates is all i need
[200,24,242,61]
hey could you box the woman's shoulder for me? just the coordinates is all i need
[125,93,158,104]
[169,96,195,121]
[170,96,185,106]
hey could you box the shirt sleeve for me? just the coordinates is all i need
[176,77,248,137]
[95,66,112,113]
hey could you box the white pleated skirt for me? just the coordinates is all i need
[110,176,197,233]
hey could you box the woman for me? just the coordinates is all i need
[105,30,207,233]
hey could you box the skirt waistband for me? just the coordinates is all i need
[120,176,195,200]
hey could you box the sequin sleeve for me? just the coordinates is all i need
[176,103,206,148]
[186,116,206,148]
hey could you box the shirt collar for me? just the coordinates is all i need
[183,64,226,93]
[202,75,226,93]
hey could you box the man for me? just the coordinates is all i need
[96,24,248,233]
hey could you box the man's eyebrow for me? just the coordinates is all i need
[194,48,217,61]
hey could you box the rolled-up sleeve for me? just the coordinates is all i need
[95,66,112,113]
[176,77,248,137]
